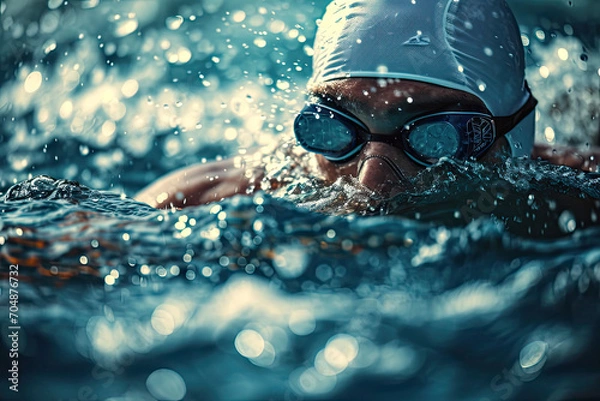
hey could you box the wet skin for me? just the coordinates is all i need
[135,79,599,209]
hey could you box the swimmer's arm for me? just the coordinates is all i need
[532,143,599,172]
[134,158,262,209]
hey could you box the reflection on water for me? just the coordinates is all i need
[1,0,600,400]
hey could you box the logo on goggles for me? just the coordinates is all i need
[467,117,494,154]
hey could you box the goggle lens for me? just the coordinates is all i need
[295,113,354,154]
[407,121,460,159]
[294,105,366,161]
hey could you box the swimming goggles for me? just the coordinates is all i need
[294,95,538,166]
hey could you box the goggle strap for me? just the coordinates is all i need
[493,87,538,136]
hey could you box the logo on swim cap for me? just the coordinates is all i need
[402,33,431,47]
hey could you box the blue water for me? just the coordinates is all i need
[1,1,600,401]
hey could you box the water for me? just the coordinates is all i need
[2,172,600,401]
[1,1,600,401]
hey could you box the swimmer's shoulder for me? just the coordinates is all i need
[135,156,263,209]
[532,143,599,173]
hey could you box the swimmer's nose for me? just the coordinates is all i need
[357,142,415,198]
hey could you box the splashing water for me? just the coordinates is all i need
[1,1,600,401]
[1,173,600,400]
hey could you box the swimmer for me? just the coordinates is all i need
[136,0,599,209]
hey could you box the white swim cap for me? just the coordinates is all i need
[309,0,536,157]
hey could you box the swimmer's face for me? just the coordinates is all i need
[309,78,510,198]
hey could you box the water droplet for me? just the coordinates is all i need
[292,367,337,395]
[232,10,246,23]
[177,47,192,63]
[276,80,290,90]
[48,0,63,10]
[59,100,73,119]
[253,37,267,48]
[322,334,358,374]
[557,48,569,60]
[558,210,577,233]
[235,329,265,358]
[272,245,308,278]
[289,310,316,335]
[535,30,546,41]
[563,24,573,35]
[43,39,57,54]
[166,15,184,30]
[114,19,138,37]
[121,79,139,98]
[146,369,187,401]
[544,126,555,142]
[24,71,43,93]
[81,0,99,9]
[519,340,548,373]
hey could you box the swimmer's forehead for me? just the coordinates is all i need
[309,78,489,119]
